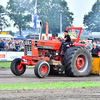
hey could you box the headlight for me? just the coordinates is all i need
[23,40,32,45]
[29,40,32,44]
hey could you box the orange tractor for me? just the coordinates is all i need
[10,25,92,78]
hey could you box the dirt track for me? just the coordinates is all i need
[0,68,100,84]
[0,88,100,100]
[0,68,100,100]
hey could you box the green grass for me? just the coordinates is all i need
[0,61,11,68]
[0,61,34,68]
[0,82,100,90]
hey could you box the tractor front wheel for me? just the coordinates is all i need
[10,58,26,76]
[34,60,50,78]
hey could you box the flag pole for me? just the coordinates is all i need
[33,0,37,39]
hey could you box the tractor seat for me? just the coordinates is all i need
[66,41,74,47]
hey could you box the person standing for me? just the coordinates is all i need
[91,42,100,56]
[9,41,16,51]
[0,40,4,51]
[15,41,20,51]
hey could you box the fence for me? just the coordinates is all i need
[0,51,24,61]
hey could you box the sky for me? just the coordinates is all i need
[0,0,97,32]
[66,0,96,27]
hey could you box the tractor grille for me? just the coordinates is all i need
[25,45,32,56]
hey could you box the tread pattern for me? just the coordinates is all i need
[34,60,50,78]
[10,58,26,76]
[63,47,92,77]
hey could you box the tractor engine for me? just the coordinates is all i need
[22,39,64,75]
[23,39,61,61]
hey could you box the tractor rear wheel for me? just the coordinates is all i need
[34,60,50,78]
[10,58,26,76]
[63,47,92,77]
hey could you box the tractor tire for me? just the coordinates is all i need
[64,46,82,58]
[10,58,26,76]
[63,46,82,65]
[34,60,50,78]
[63,47,92,77]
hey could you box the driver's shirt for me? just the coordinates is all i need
[64,34,71,42]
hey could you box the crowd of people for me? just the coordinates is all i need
[83,39,100,56]
[0,38,100,56]
[0,39,24,52]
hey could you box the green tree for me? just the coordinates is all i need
[6,0,32,35]
[29,0,74,33]
[0,5,10,31]
[8,30,15,36]
[83,0,100,32]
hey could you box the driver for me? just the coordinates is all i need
[58,30,71,55]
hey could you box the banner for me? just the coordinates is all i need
[0,52,24,61]
[33,0,37,30]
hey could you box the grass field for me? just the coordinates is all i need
[0,61,11,68]
[0,82,100,90]
[0,61,34,68]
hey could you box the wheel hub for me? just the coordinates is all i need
[17,63,23,71]
[76,57,84,70]
[41,65,47,74]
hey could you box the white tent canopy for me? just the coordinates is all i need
[0,34,13,40]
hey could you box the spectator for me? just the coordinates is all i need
[82,37,89,43]
[8,39,13,46]
[89,41,93,49]
[0,40,4,51]
[4,40,9,51]
[15,41,20,51]
[0,39,25,52]
[91,42,100,55]
[9,42,16,51]
[85,42,91,52]
[1,39,9,51]
[19,41,24,51]
[96,41,100,48]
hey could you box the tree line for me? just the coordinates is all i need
[0,0,100,35]
[0,0,74,35]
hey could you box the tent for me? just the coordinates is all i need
[0,34,13,40]
[14,34,25,40]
